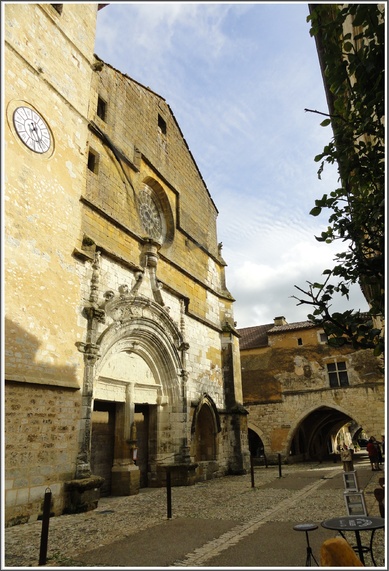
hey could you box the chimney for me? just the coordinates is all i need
[274,316,287,326]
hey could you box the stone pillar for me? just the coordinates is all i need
[222,324,250,474]
[111,383,140,496]
[179,299,191,463]
[69,253,106,512]
[75,252,105,479]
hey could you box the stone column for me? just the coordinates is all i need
[75,252,104,479]
[179,299,191,463]
[222,324,250,474]
[67,253,105,513]
[111,383,140,496]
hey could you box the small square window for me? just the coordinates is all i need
[158,114,166,135]
[297,338,303,346]
[318,331,328,344]
[88,149,99,174]
[97,96,107,121]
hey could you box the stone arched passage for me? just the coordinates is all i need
[246,422,268,467]
[287,405,358,462]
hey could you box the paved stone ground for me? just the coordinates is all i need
[3,453,385,568]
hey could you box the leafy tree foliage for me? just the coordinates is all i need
[293,4,385,355]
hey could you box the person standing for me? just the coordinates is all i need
[366,436,381,471]
[376,437,384,466]
[340,445,354,472]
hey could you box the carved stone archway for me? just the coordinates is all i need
[75,267,190,482]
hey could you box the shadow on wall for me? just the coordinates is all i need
[4,317,82,527]
[4,317,80,386]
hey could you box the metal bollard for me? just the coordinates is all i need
[250,454,255,488]
[38,487,52,566]
[166,469,172,519]
[278,453,282,478]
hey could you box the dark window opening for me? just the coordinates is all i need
[319,332,328,344]
[297,338,303,346]
[327,361,349,388]
[88,149,99,173]
[51,4,63,14]
[158,114,167,135]
[97,96,107,121]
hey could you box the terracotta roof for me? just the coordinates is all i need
[267,320,316,334]
[238,324,274,350]
[238,320,317,350]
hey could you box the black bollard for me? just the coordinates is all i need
[38,488,52,566]
[278,453,282,478]
[250,454,255,488]
[166,469,172,519]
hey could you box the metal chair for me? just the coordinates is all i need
[293,523,319,566]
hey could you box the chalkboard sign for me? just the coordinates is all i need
[342,471,359,492]
[344,491,367,516]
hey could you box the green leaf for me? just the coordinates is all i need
[296,3,385,356]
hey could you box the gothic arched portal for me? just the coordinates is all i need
[192,394,221,462]
[84,296,188,493]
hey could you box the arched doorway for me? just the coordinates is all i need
[191,394,221,478]
[248,429,264,458]
[93,350,160,489]
[195,405,216,461]
[88,295,186,493]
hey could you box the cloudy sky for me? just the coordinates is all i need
[94,2,369,328]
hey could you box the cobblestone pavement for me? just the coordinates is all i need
[3,454,385,568]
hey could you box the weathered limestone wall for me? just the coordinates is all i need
[4,4,98,525]
[5,383,80,526]
[84,59,231,321]
[90,59,219,258]
[5,3,97,387]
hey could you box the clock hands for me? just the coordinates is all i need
[27,122,46,152]
[28,121,41,141]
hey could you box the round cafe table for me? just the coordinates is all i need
[321,515,385,566]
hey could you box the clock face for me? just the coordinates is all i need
[13,106,51,154]
[138,190,163,241]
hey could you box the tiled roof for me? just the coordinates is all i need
[238,324,274,350]
[267,320,316,334]
[238,320,317,350]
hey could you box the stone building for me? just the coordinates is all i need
[239,317,385,464]
[4,3,249,527]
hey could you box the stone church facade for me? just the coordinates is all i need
[4,3,249,527]
[239,317,385,464]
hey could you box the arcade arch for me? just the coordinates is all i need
[288,405,360,461]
